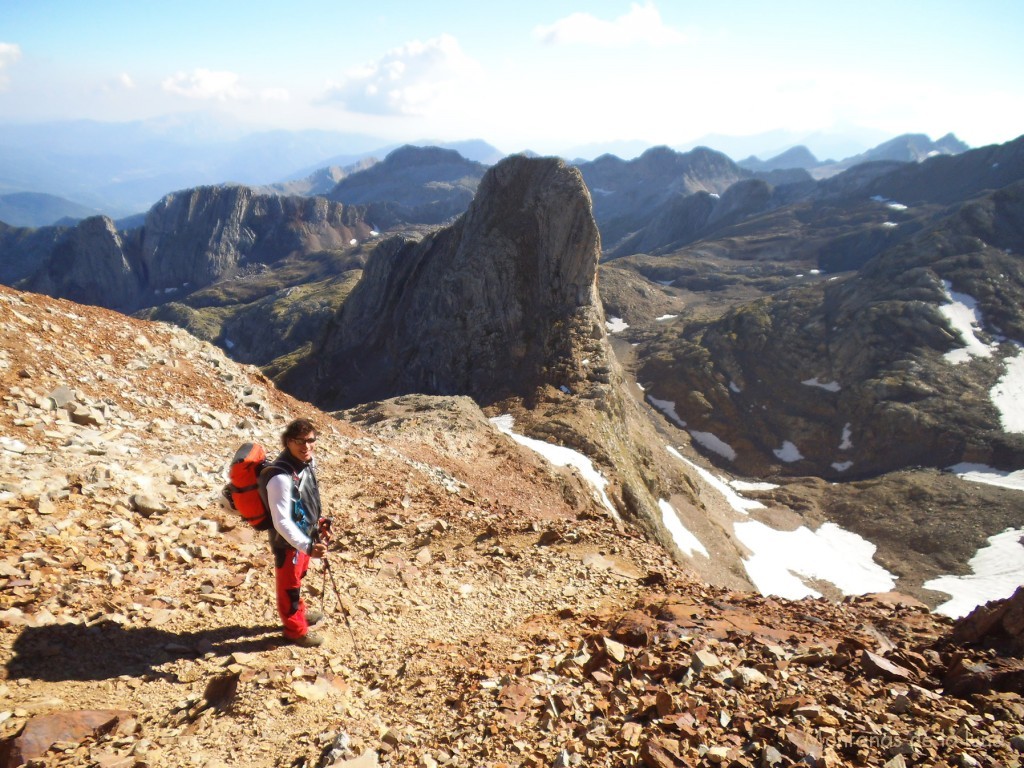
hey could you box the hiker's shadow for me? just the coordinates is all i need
[6,620,282,682]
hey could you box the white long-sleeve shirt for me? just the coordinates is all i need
[265,471,314,554]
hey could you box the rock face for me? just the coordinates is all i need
[290,155,607,409]
[638,178,1024,479]
[10,186,368,311]
[29,215,143,308]
[138,185,364,294]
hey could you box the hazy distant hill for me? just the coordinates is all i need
[327,145,489,229]
[738,133,970,179]
[259,158,380,198]
[0,192,101,228]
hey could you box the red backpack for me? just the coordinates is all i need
[223,442,272,530]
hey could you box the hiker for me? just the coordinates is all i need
[259,418,332,647]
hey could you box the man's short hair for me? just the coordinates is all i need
[281,418,317,448]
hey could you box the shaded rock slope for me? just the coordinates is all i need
[2,287,1023,768]
[2,186,371,312]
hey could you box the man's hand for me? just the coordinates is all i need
[317,517,334,545]
[310,542,328,559]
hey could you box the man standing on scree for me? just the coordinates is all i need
[259,418,332,647]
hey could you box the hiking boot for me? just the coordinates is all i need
[292,632,324,648]
[305,609,324,626]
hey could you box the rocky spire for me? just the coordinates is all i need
[293,155,609,410]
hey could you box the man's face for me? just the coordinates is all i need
[287,432,317,462]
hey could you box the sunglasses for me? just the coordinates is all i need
[290,437,317,446]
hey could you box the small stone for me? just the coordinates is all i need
[604,637,626,663]
[691,649,721,674]
[131,494,168,517]
[706,746,731,763]
[45,386,77,409]
[731,666,769,689]
[761,745,784,767]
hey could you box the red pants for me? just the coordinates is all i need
[274,547,311,639]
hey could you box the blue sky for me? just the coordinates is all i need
[2,0,1022,155]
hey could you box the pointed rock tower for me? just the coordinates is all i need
[292,155,610,408]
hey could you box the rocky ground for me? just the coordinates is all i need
[1,284,1022,768]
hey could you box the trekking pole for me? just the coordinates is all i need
[315,518,362,661]
[323,555,361,661]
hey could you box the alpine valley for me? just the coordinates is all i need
[1,128,1023,768]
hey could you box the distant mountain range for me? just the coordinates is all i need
[0,117,504,219]
[0,114,981,225]
[739,132,970,178]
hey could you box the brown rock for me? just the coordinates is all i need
[948,586,1024,654]
[944,656,1024,698]
[498,683,535,711]
[782,727,822,761]
[611,610,658,646]
[861,650,916,683]
[1,709,132,767]
[639,737,690,767]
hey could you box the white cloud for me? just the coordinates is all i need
[162,68,246,101]
[0,43,22,88]
[259,87,290,103]
[533,2,686,48]
[320,34,480,117]
[118,72,136,90]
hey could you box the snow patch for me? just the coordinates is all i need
[729,480,778,492]
[831,461,854,472]
[802,377,841,392]
[948,463,1024,491]
[491,415,619,519]
[734,521,896,600]
[839,423,853,451]
[689,431,737,461]
[729,381,741,394]
[666,446,764,514]
[924,528,1024,618]
[605,316,629,334]
[773,441,804,463]
[658,499,709,558]
[991,345,1024,433]
[655,314,677,321]
[938,280,995,363]
[647,396,686,428]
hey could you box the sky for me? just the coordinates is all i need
[2,0,1023,156]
